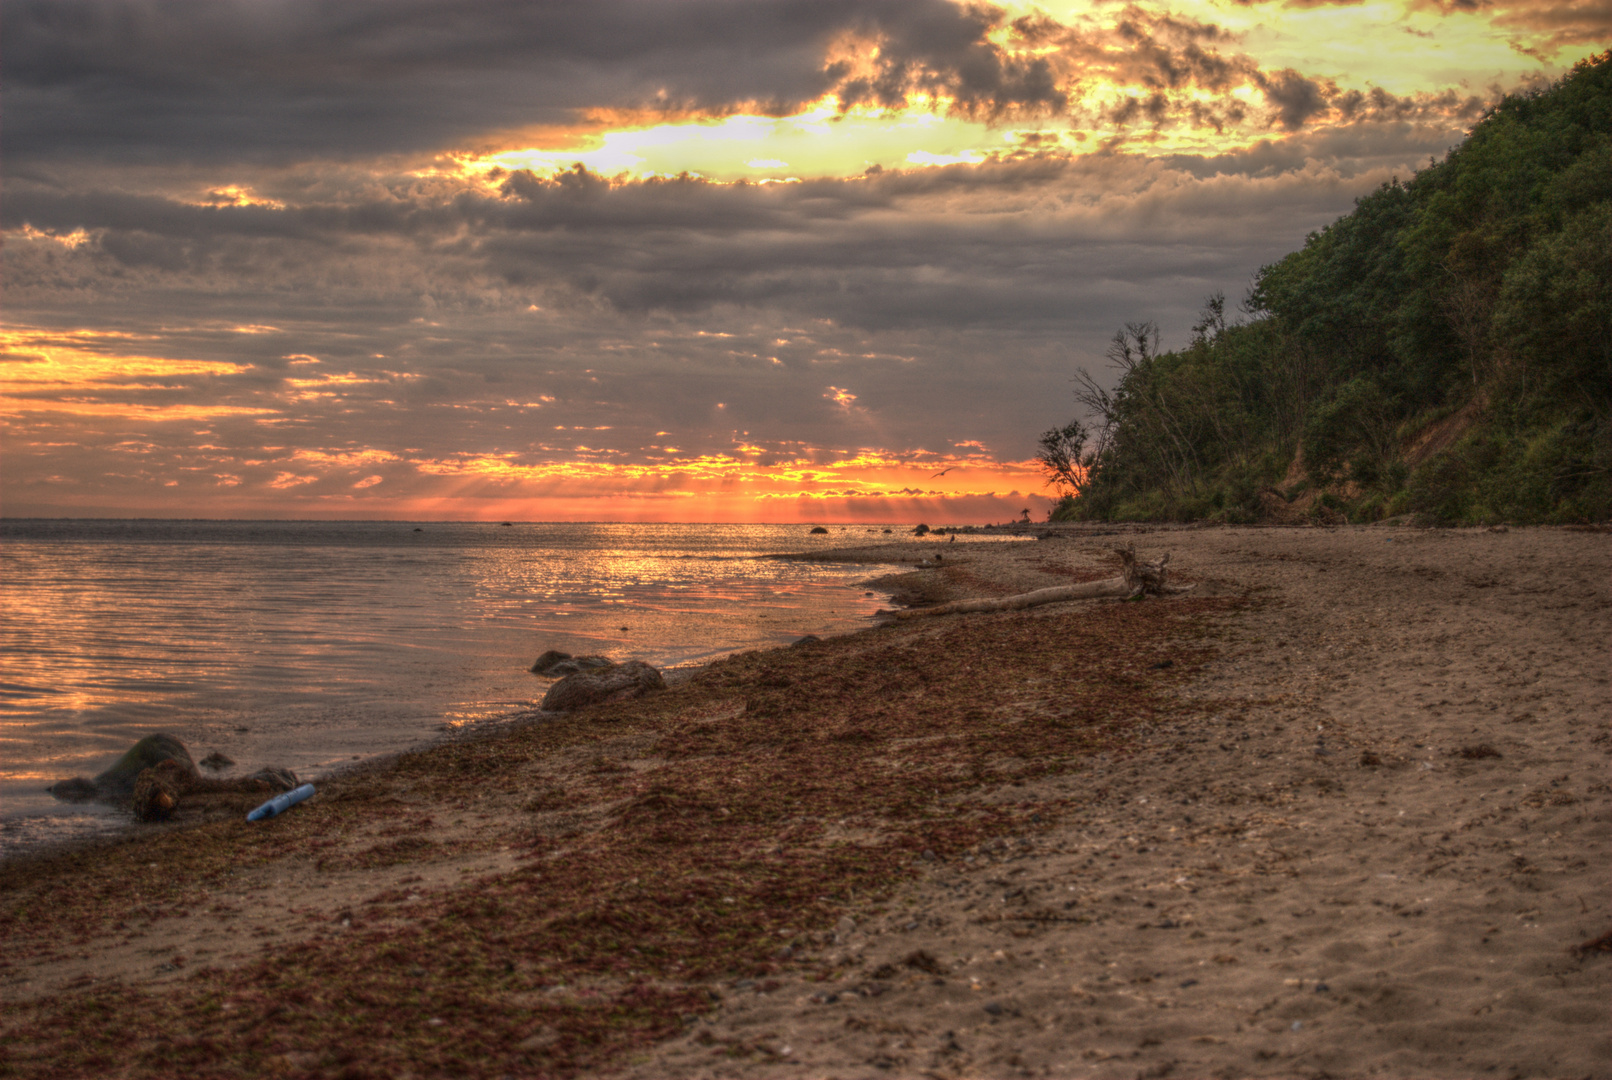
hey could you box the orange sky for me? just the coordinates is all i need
[3,1,1604,521]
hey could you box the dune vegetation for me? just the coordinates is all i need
[1044,52,1610,526]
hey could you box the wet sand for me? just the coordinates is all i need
[1,524,1607,1079]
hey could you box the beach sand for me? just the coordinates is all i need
[1,525,1607,1079]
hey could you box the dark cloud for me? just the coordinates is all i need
[4,0,938,165]
[1257,68,1334,130]
[7,150,1398,339]
[829,2,1068,118]
[2,0,1574,517]
[2,151,1403,514]
[5,0,1516,171]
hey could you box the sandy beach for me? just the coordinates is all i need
[2,525,1607,1079]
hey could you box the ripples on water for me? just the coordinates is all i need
[0,520,944,854]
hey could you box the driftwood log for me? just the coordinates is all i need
[875,543,1193,622]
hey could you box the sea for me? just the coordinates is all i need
[0,519,989,858]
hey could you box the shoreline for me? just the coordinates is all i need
[2,525,1606,1078]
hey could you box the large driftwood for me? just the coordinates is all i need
[875,543,1192,622]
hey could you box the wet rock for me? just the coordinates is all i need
[199,751,235,771]
[49,734,297,818]
[913,523,930,536]
[530,650,615,677]
[49,733,194,803]
[132,759,190,822]
[541,660,665,712]
[46,777,99,802]
[245,766,299,791]
[810,526,829,534]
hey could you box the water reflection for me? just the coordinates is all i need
[1,521,993,853]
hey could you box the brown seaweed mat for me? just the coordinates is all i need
[0,595,1229,1078]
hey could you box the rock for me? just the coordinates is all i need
[809,526,829,534]
[530,650,614,676]
[531,649,571,673]
[49,733,195,803]
[46,777,99,802]
[791,635,821,647]
[199,751,235,771]
[245,767,299,791]
[541,660,664,712]
[131,759,191,822]
[913,523,930,536]
[48,734,297,816]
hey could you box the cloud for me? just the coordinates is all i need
[5,0,1541,174]
[3,0,1015,166]
[2,0,1598,518]
[1257,69,1333,131]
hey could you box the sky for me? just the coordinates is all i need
[3,1,1607,523]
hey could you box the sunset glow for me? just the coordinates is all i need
[4,1,1605,521]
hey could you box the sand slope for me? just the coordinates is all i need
[630,525,1611,1079]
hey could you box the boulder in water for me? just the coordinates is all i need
[531,650,616,677]
[541,660,664,712]
[48,733,194,803]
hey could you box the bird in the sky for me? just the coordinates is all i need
[931,466,957,478]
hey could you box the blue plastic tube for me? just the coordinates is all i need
[246,783,316,822]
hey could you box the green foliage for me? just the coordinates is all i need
[1059,52,1611,525]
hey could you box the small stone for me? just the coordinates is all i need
[984,1002,1004,1016]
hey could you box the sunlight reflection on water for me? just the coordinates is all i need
[0,520,1007,855]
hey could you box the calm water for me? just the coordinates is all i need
[0,520,921,855]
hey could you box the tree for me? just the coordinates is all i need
[1036,418,1088,493]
